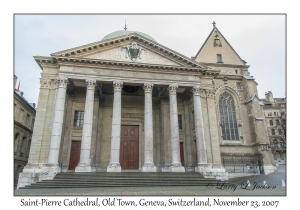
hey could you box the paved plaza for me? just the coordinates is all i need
[14,166,286,196]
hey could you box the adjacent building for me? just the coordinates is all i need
[18,24,277,188]
[14,75,36,188]
[261,91,286,165]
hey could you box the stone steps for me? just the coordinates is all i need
[20,172,228,189]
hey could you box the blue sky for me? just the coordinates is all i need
[14,14,285,104]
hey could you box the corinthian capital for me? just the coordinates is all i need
[56,77,68,88]
[86,79,97,90]
[113,81,123,92]
[191,86,201,96]
[168,84,178,95]
[40,78,51,89]
[143,83,154,94]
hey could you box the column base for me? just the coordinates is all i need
[196,164,228,180]
[185,164,195,172]
[142,163,157,172]
[39,165,60,180]
[170,163,185,172]
[75,163,92,172]
[107,163,121,172]
[17,164,60,189]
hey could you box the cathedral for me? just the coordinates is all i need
[17,23,276,188]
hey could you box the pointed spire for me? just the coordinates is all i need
[212,21,216,28]
[124,20,127,31]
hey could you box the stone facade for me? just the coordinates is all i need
[17,26,277,188]
[14,75,36,188]
[261,91,286,165]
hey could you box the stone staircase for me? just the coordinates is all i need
[20,172,229,189]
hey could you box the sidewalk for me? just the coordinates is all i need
[14,166,286,196]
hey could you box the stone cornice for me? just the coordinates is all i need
[35,56,221,76]
[14,120,33,134]
[34,56,58,69]
[50,32,207,69]
[199,62,250,69]
[215,74,244,80]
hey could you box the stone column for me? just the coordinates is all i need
[191,86,208,167]
[142,83,157,172]
[75,79,97,172]
[107,81,123,172]
[47,77,68,166]
[168,84,185,172]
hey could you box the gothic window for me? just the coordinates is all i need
[274,112,277,116]
[74,111,84,127]
[270,120,273,126]
[219,91,239,140]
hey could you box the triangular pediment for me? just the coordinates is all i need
[83,42,182,66]
[51,32,206,69]
[195,27,246,65]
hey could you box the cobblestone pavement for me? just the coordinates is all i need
[14,166,286,196]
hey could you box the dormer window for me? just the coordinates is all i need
[217,54,223,63]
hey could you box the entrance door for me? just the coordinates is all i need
[120,125,139,169]
[69,141,81,170]
[180,142,185,166]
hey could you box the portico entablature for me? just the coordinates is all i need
[56,72,218,89]
[34,57,220,88]
[35,56,220,75]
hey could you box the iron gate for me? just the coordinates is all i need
[221,155,264,174]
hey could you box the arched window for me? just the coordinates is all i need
[219,91,239,140]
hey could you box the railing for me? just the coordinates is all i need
[221,155,264,174]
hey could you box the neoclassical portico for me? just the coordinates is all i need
[45,74,213,174]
